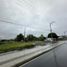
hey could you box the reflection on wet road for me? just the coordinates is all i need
[22,42,67,67]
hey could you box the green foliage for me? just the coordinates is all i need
[0,41,35,53]
[26,34,37,41]
[15,33,24,41]
[38,34,46,41]
[48,32,58,39]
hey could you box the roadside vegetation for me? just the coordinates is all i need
[0,34,46,53]
[0,41,35,53]
[0,32,59,53]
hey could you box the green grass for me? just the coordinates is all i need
[0,41,35,53]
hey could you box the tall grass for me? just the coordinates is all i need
[0,41,35,53]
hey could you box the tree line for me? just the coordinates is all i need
[15,32,58,42]
[15,34,46,41]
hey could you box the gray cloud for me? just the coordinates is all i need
[0,0,67,39]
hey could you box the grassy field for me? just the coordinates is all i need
[0,41,35,53]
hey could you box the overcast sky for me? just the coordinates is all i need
[0,0,67,39]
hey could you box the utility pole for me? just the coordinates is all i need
[49,21,55,41]
[63,31,67,40]
[24,26,26,41]
[50,21,55,33]
[64,31,67,36]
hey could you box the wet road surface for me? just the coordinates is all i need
[22,42,67,67]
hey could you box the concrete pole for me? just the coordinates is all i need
[49,21,55,41]
[24,26,26,41]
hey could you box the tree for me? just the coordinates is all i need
[38,34,46,41]
[26,34,37,41]
[15,34,24,41]
[48,32,58,39]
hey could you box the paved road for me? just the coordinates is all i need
[0,44,52,67]
[0,41,64,67]
[0,45,50,64]
[22,41,67,67]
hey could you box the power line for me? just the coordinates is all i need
[0,18,49,34]
[0,19,25,27]
[0,18,41,31]
[0,0,49,35]
[0,18,27,37]
[0,18,35,32]
[0,17,36,29]
[0,18,35,38]
[1,0,48,32]
[0,18,34,30]
[16,0,33,9]
[15,1,50,32]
